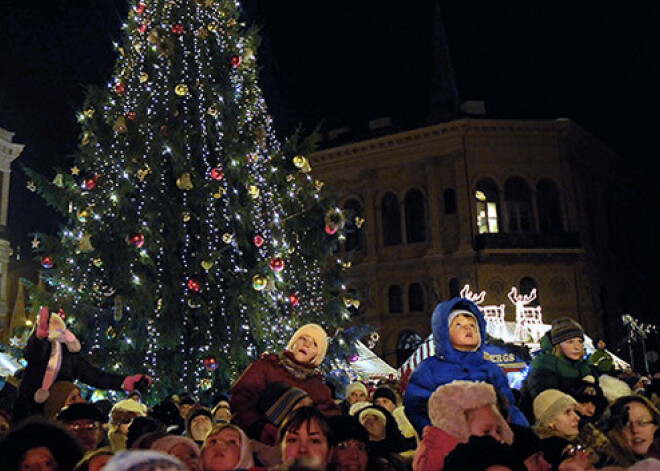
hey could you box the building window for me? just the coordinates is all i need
[405,189,427,243]
[409,283,425,312]
[397,331,423,367]
[505,177,533,233]
[388,285,403,313]
[444,188,457,214]
[382,192,402,246]
[520,276,540,305]
[343,198,363,252]
[537,179,563,234]
[449,278,461,298]
[475,179,499,234]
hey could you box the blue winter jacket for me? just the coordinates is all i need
[402,297,529,435]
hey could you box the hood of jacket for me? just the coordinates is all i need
[431,297,487,364]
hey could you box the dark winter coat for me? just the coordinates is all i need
[13,333,125,422]
[517,331,604,423]
[402,297,529,435]
[229,351,339,440]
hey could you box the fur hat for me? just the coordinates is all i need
[533,389,577,428]
[550,317,584,345]
[185,404,214,437]
[428,380,513,444]
[105,450,186,471]
[444,435,527,471]
[599,374,633,403]
[372,386,398,406]
[358,407,387,427]
[110,398,148,425]
[345,381,368,398]
[349,401,371,416]
[286,323,328,366]
[43,381,81,419]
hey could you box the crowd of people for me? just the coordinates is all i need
[0,298,659,471]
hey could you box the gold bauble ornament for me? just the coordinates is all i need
[201,260,213,270]
[139,72,149,83]
[176,173,193,190]
[207,106,218,117]
[207,22,218,32]
[248,185,259,198]
[113,116,128,134]
[252,274,268,291]
[182,211,192,222]
[175,83,188,97]
[77,208,91,223]
[222,233,233,244]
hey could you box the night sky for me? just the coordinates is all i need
[1,1,659,255]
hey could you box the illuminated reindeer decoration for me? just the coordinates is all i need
[460,284,507,340]
[509,287,544,343]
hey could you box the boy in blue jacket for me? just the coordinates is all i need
[403,297,529,435]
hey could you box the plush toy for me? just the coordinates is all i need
[12,307,151,422]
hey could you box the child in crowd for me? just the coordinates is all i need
[230,324,339,441]
[412,380,514,471]
[518,317,605,423]
[403,297,528,435]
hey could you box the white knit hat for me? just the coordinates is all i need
[533,389,577,428]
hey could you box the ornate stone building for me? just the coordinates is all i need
[0,128,24,331]
[310,118,652,367]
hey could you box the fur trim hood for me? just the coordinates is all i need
[428,380,513,444]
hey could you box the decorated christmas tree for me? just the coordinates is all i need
[23,0,363,399]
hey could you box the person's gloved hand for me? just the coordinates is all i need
[123,374,152,393]
[37,306,50,338]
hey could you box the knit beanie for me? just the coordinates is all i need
[447,309,477,328]
[372,387,398,406]
[349,401,371,417]
[110,399,148,425]
[550,317,584,345]
[43,380,80,419]
[262,386,310,427]
[286,323,328,366]
[533,389,577,428]
[345,381,368,398]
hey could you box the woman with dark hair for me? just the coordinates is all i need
[0,417,84,471]
[603,395,660,466]
[278,406,334,470]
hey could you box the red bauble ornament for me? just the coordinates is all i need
[289,294,300,306]
[135,2,146,14]
[203,355,219,371]
[269,257,285,273]
[210,167,224,181]
[325,225,338,235]
[138,23,147,34]
[84,177,97,190]
[172,24,184,35]
[126,111,137,121]
[231,55,241,67]
[188,278,201,292]
[128,233,145,248]
[253,235,264,247]
[41,256,54,269]
[114,82,126,94]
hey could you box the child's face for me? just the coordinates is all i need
[559,337,584,361]
[291,334,319,364]
[449,314,480,351]
[467,405,504,442]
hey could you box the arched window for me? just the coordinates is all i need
[444,188,457,214]
[408,283,425,312]
[388,285,403,313]
[397,331,423,367]
[520,276,540,305]
[449,278,461,298]
[405,189,427,243]
[343,198,364,252]
[537,179,563,234]
[382,192,402,246]
[475,179,499,234]
[505,177,533,233]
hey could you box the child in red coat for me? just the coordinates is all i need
[229,323,339,441]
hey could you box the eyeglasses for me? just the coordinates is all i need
[560,444,586,461]
[626,418,655,429]
[67,423,99,432]
[337,441,368,452]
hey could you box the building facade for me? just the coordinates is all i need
[0,128,24,332]
[310,118,653,368]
